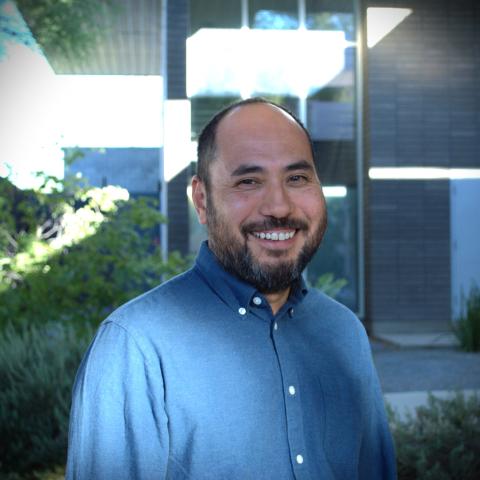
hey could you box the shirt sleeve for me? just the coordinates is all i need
[66,321,169,480]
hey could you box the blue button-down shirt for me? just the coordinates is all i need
[66,242,396,479]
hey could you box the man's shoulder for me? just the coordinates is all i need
[302,287,367,340]
[105,267,203,330]
[304,287,359,322]
[301,289,373,371]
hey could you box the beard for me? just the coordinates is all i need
[206,198,327,294]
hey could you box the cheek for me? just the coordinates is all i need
[293,190,326,220]
[223,192,259,222]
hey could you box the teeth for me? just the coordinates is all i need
[253,231,295,241]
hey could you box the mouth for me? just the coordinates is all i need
[252,230,297,241]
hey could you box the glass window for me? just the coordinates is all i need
[306,0,355,40]
[190,96,241,140]
[249,0,298,29]
[307,190,358,309]
[187,0,361,313]
[190,0,241,34]
[304,0,358,311]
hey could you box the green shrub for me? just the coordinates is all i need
[388,393,480,480]
[313,272,347,299]
[0,175,191,330]
[454,284,480,352]
[0,322,93,479]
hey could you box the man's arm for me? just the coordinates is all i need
[358,342,397,480]
[66,321,169,480]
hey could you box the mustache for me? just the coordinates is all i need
[241,217,309,235]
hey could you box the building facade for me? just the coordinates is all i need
[166,0,364,317]
[163,0,480,335]
[366,0,480,333]
[39,0,480,335]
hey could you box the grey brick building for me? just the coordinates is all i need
[42,0,480,335]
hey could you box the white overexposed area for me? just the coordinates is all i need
[0,3,163,190]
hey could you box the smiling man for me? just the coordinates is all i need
[67,98,396,480]
[192,99,327,314]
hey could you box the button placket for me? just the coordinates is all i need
[269,317,309,477]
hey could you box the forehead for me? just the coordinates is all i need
[214,104,313,169]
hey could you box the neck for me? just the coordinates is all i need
[264,288,291,315]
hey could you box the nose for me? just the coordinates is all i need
[258,181,294,219]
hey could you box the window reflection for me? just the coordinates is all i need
[187,0,360,311]
[249,0,298,29]
[190,0,241,34]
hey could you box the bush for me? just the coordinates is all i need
[0,322,93,479]
[454,284,480,352]
[388,393,480,480]
[313,272,347,299]
[0,175,191,330]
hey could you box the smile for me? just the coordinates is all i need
[253,231,296,241]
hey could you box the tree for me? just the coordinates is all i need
[14,0,117,62]
[0,161,190,330]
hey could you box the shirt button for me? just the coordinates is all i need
[288,385,296,396]
[288,307,294,317]
[273,322,278,330]
[252,296,262,305]
[296,454,304,465]
[238,307,247,315]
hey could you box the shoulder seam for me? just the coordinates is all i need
[102,319,159,371]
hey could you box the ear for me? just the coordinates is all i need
[191,175,208,225]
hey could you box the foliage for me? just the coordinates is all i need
[0,321,92,479]
[0,164,191,477]
[14,0,118,62]
[0,150,191,479]
[388,393,480,480]
[0,169,191,330]
[313,272,347,299]
[454,284,480,352]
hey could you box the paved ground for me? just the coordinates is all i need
[371,341,480,393]
[370,339,480,417]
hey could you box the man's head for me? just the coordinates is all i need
[196,98,316,192]
[192,98,327,294]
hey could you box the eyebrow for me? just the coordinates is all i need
[231,160,314,177]
[285,160,314,172]
[231,164,264,177]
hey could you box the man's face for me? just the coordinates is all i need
[193,103,327,293]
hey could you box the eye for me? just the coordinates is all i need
[239,178,257,185]
[235,178,261,188]
[288,174,309,184]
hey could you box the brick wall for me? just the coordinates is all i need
[366,0,480,333]
[167,0,188,99]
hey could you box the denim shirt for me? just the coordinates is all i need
[66,242,396,479]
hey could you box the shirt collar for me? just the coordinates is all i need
[194,241,308,316]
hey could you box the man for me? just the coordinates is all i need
[66,98,396,479]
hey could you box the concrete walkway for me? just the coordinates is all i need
[370,337,480,418]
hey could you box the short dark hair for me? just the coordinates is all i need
[196,97,315,190]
